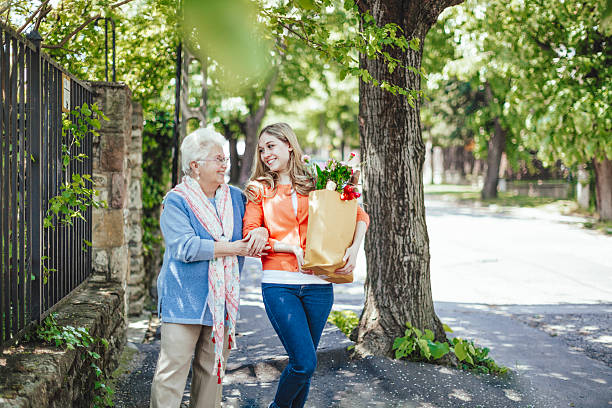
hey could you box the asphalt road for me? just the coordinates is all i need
[424,199,612,305]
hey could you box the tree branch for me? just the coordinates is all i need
[34,3,52,31]
[2,2,11,25]
[252,67,280,126]
[110,0,136,8]
[40,0,139,49]
[17,0,50,33]
[42,14,100,49]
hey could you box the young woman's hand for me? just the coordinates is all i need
[336,244,359,275]
[292,245,305,271]
[245,227,269,257]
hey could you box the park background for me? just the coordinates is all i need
[0,0,611,407]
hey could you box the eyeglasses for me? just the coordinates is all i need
[198,156,229,165]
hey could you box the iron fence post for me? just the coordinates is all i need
[25,29,42,322]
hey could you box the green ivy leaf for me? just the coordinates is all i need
[454,341,467,361]
[429,341,450,359]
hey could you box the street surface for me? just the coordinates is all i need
[113,196,612,407]
[426,199,612,305]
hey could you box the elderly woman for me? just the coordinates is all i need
[150,127,268,408]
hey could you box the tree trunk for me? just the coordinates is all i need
[239,119,260,185]
[221,123,241,185]
[355,0,462,357]
[228,136,240,185]
[481,82,506,199]
[593,156,612,221]
[238,69,280,185]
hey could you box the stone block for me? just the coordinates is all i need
[128,181,142,210]
[126,224,142,246]
[128,151,142,169]
[128,298,144,316]
[95,189,108,205]
[133,167,144,180]
[131,128,143,144]
[92,209,125,248]
[93,249,109,275]
[110,245,129,283]
[92,173,108,188]
[100,133,126,172]
[93,84,133,135]
[131,102,143,130]
[128,285,145,302]
[128,267,145,285]
[111,173,127,209]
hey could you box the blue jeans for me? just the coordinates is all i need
[262,283,334,408]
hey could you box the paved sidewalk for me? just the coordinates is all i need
[113,258,612,407]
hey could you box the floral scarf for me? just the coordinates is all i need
[170,175,240,383]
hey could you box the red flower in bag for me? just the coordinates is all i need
[341,184,361,201]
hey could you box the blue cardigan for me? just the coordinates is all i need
[157,185,246,325]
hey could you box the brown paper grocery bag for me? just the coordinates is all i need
[302,189,357,283]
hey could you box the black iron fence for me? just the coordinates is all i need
[0,22,94,347]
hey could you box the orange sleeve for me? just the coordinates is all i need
[243,200,264,237]
[356,205,370,228]
[242,196,278,253]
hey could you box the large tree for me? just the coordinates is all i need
[350,0,463,355]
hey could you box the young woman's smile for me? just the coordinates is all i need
[259,133,292,174]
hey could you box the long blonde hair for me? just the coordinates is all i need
[245,123,314,202]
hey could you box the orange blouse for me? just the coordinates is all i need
[243,184,370,272]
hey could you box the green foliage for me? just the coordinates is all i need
[141,110,174,254]
[452,337,508,375]
[39,0,180,112]
[44,103,108,231]
[424,0,612,172]
[261,0,425,106]
[42,102,108,284]
[35,313,114,407]
[327,310,358,337]
[392,323,508,376]
[309,157,354,192]
[392,322,451,361]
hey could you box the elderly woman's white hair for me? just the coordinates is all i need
[181,127,227,176]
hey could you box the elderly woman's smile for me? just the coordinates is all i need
[194,145,228,197]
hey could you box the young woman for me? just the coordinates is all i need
[243,123,369,408]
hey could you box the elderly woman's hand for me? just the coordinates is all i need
[245,227,269,257]
[215,238,252,257]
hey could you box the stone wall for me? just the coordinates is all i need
[0,282,125,408]
[89,82,146,316]
[127,104,146,315]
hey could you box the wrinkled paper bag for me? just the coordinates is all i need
[303,189,357,283]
